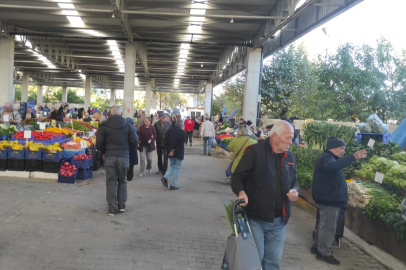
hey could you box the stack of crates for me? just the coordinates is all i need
[74,154,93,180]
[26,148,43,172]
[86,148,102,171]
[19,102,27,116]
[42,150,63,173]
[7,147,26,171]
[0,147,8,171]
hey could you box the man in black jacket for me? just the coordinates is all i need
[311,137,366,265]
[231,120,299,270]
[154,113,172,175]
[161,120,186,190]
[96,105,139,216]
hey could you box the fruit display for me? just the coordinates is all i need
[10,141,24,150]
[60,162,77,177]
[27,141,44,151]
[64,121,92,132]
[13,131,61,141]
[74,154,93,161]
[217,134,234,140]
[0,140,10,150]
[22,118,39,130]
[43,143,63,153]
[45,127,74,136]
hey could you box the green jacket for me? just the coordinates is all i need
[227,136,257,173]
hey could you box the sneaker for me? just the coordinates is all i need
[119,208,125,213]
[208,153,211,156]
[170,186,179,190]
[310,246,318,254]
[139,173,144,177]
[161,177,168,188]
[190,143,192,147]
[147,170,151,175]
[203,152,207,155]
[156,170,162,175]
[316,253,340,265]
[108,209,117,216]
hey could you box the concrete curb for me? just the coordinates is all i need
[295,197,406,270]
[0,171,58,181]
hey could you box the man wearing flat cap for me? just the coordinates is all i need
[154,113,172,175]
[311,137,367,266]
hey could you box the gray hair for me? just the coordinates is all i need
[110,105,122,116]
[237,124,249,137]
[175,119,183,127]
[5,101,13,108]
[269,120,293,137]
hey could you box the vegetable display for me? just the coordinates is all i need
[45,127,73,136]
[0,126,18,139]
[222,138,234,145]
[218,120,232,131]
[217,134,233,140]
[64,121,92,132]
[13,131,60,141]
[290,145,322,188]
[74,154,93,161]
[303,121,356,150]
[60,162,77,177]
[22,118,39,130]
[43,143,62,153]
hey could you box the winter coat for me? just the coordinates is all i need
[126,118,139,165]
[96,115,139,158]
[227,136,257,173]
[154,120,172,147]
[138,124,156,153]
[164,126,187,160]
[184,119,194,132]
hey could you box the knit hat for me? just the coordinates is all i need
[326,137,346,149]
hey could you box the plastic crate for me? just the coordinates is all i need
[27,149,43,160]
[0,135,7,140]
[11,136,33,144]
[93,158,101,171]
[356,132,391,144]
[0,147,9,159]
[77,167,93,180]
[7,159,25,171]
[43,150,63,161]
[73,156,93,169]
[8,148,26,159]
[26,159,43,172]
[0,159,7,171]
[34,134,64,145]
[43,160,61,173]
[58,171,77,184]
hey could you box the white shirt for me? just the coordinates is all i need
[200,120,216,137]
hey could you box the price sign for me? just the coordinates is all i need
[80,141,87,148]
[43,112,47,116]
[3,115,9,122]
[24,130,32,139]
[51,120,56,127]
[375,172,384,184]
[368,138,375,148]
[36,113,41,118]
[39,122,46,130]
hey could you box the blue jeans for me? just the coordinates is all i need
[203,137,213,153]
[164,157,183,187]
[249,217,285,270]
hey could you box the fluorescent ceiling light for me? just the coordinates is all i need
[180,43,190,49]
[119,68,125,73]
[58,3,75,9]
[80,74,86,80]
[190,9,206,15]
[178,66,185,71]
[107,40,117,46]
[112,51,121,56]
[179,58,187,62]
[109,46,119,51]
[62,10,78,16]
[180,49,189,55]
[189,16,204,22]
[188,25,202,32]
[67,16,84,27]
[116,60,124,66]
[178,62,186,66]
[114,55,122,59]
[191,3,207,9]
[273,30,281,36]
[54,0,71,2]
[295,0,306,10]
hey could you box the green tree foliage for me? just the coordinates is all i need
[90,90,110,111]
[157,92,188,109]
[14,85,37,102]
[212,73,245,116]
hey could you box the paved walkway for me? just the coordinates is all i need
[0,139,389,270]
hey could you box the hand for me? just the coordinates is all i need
[102,154,105,161]
[238,191,248,207]
[148,139,151,144]
[353,149,368,160]
[287,189,298,201]
[169,151,174,157]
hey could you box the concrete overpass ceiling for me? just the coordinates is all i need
[0,0,363,92]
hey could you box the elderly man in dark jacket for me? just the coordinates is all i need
[231,120,299,270]
[96,105,139,216]
[311,137,367,265]
[161,120,186,190]
[154,113,172,175]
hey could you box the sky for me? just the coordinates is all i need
[213,0,406,96]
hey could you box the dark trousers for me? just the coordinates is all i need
[156,146,168,172]
[105,157,129,211]
[127,165,134,181]
[186,131,193,144]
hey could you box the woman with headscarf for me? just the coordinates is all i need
[126,118,139,181]
[0,101,22,125]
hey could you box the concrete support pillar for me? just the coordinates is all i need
[193,93,198,107]
[84,76,92,110]
[37,85,43,105]
[204,82,213,117]
[110,88,115,105]
[123,43,136,118]
[151,91,157,110]
[62,85,67,103]
[0,36,15,104]
[243,47,263,125]
[145,80,152,116]
[21,73,29,102]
